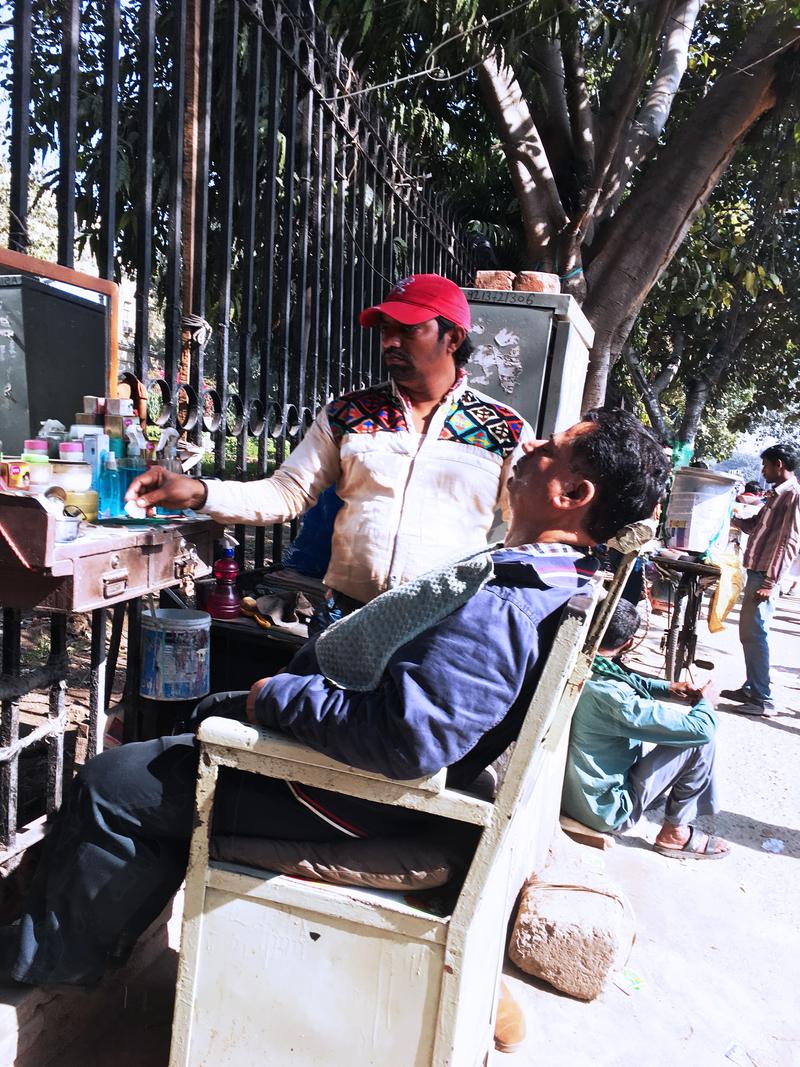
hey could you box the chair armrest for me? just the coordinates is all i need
[197,716,447,795]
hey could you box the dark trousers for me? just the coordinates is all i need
[4,694,427,986]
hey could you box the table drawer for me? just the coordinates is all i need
[70,545,151,609]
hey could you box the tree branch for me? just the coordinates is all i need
[581,11,799,409]
[621,343,672,441]
[576,0,673,238]
[651,324,685,393]
[478,51,569,265]
[597,0,703,224]
[528,33,574,184]
[559,4,595,182]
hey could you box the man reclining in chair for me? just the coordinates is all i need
[0,410,668,993]
[562,599,729,859]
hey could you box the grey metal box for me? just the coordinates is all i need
[462,289,593,436]
[0,275,108,453]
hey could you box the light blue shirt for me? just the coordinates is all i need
[562,658,717,831]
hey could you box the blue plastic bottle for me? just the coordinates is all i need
[99,453,122,518]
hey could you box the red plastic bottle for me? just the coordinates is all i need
[205,545,241,620]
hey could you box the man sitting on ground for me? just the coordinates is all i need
[0,410,670,992]
[562,600,729,859]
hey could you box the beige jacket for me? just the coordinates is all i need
[202,375,533,603]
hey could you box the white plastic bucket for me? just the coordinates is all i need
[664,468,738,553]
[140,609,211,701]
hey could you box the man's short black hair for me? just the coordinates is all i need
[573,409,671,544]
[744,480,762,494]
[600,600,641,651]
[760,443,798,471]
[436,316,474,367]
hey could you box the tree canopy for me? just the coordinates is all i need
[319,0,800,408]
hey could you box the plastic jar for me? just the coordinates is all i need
[59,441,85,462]
[49,460,93,492]
[23,439,49,455]
[21,453,53,486]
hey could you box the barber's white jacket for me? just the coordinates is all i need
[202,373,533,603]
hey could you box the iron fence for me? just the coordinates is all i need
[4,0,474,562]
[0,0,474,855]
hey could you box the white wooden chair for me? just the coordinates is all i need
[169,547,642,1067]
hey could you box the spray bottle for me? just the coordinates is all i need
[155,428,182,515]
[120,425,148,498]
[98,452,122,518]
[206,534,242,620]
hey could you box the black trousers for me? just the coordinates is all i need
[4,693,427,986]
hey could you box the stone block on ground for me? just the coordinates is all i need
[508,831,634,1001]
[559,814,615,850]
[473,270,516,290]
[513,271,560,294]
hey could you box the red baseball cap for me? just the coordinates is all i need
[359,274,471,331]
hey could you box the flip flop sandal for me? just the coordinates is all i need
[653,826,729,860]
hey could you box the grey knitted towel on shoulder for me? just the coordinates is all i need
[315,547,498,691]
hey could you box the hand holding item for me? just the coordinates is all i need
[669,680,699,703]
[753,584,772,603]
[126,466,207,514]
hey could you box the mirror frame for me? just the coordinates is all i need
[0,247,119,392]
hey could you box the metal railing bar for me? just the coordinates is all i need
[213,1,240,474]
[134,0,156,383]
[164,0,188,391]
[307,95,324,411]
[9,0,32,254]
[192,0,217,319]
[293,70,313,410]
[57,0,80,268]
[238,21,262,416]
[99,0,120,281]
[0,610,22,850]
[46,615,66,816]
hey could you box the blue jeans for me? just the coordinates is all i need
[739,570,775,705]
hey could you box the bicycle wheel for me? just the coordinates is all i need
[665,585,690,681]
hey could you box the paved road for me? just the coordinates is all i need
[498,593,800,1067]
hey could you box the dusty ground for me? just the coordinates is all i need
[497,594,800,1067]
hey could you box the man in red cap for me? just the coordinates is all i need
[129,274,533,625]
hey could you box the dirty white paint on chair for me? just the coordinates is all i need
[169,549,641,1066]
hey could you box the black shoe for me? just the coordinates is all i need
[731,701,776,718]
[719,687,752,703]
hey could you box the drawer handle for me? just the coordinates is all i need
[102,571,129,598]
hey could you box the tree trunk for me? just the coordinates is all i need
[580,13,797,409]
[477,54,567,267]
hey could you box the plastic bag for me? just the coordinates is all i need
[707,548,744,633]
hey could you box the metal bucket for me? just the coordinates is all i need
[664,468,738,553]
[139,609,211,701]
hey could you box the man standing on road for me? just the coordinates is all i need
[128,274,533,626]
[725,443,800,717]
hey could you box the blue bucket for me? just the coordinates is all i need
[140,609,211,701]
